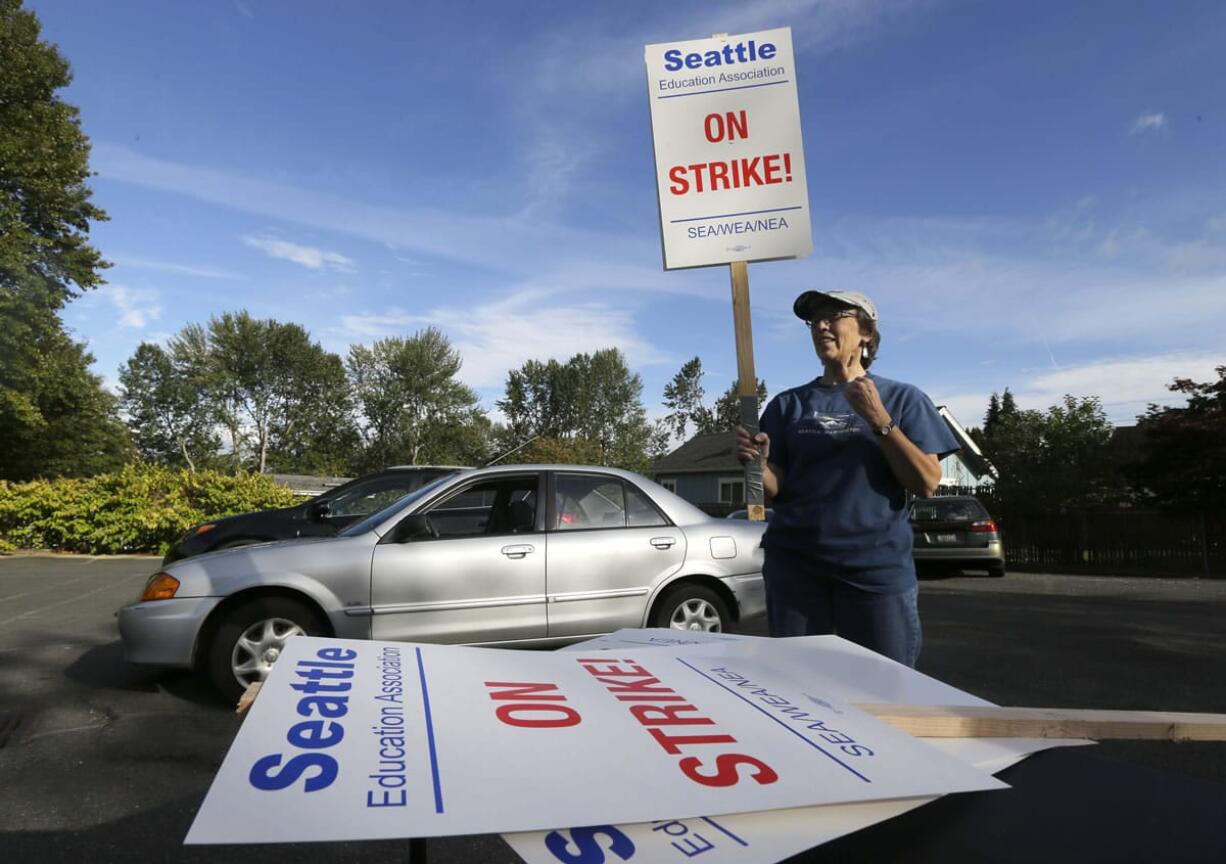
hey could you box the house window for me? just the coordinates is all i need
[718,478,744,504]
[660,479,677,493]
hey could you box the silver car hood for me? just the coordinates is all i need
[164,533,376,597]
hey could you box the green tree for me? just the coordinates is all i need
[1,0,124,480]
[661,357,705,440]
[0,312,130,479]
[118,342,220,471]
[980,392,1122,512]
[348,328,488,470]
[0,0,109,305]
[1130,367,1226,514]
[205,311,358,473]
[700,378,769,434]
[498,348,652,470]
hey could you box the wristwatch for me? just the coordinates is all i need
[876,419,896,437]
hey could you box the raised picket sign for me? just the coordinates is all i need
[185,635,1005,844]
[645,27,812,269]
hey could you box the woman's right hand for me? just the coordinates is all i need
[735,426,770,464]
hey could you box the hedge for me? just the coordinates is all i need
[0,464,299,555]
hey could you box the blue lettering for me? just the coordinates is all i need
[249,752,338,792]
[544,825,636,863]
[287,719,345,749]
[661,41,777,73]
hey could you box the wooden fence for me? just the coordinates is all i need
[995,509,1224,577]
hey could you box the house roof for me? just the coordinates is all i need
[651,432,742,475]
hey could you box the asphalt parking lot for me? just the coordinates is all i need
[1,554,1224,863]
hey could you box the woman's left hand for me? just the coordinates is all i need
[845,377,891,428]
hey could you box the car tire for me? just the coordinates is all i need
[988,565,1006,578]
[652,583,731,633]
[206,596,326,704]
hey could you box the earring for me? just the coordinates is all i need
[861,345,869,361]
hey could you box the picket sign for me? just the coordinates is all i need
[644,27,814,521]
[187,634,1005,845]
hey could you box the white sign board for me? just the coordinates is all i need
[645,27,812,269]
[186,636,1004,844]
[505,631,1091,864]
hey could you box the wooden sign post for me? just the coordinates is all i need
[730,260,766,521]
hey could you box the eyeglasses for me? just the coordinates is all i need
[804,307,859,326]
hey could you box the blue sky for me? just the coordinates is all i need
[31,0,1226,432]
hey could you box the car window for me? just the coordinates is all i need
[426,475,538,538]
[339,474,457,537]
[626,483,668,527]
[554,474,667,530]
[555,474,625,530]
[326,474,436,517]
[910,499,987,522]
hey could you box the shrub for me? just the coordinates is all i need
[0,463,298,555]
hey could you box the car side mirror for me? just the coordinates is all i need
[306,501,331,522]
[390,513,436,543]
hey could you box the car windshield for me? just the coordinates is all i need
[910,499,988,522]
[338,473,458,537]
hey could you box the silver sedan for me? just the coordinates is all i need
[119,465,766,701]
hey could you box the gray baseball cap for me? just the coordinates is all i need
[793,290,879,322]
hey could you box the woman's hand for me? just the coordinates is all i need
[845,377,891,428]
[735,425,769,464]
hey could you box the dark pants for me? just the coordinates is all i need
[763,550,922,667]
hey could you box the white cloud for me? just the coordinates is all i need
[242,235,355,271]
[100,284,162,329]
[936,351,1226,428]
[338,289,673,391]
[1130,112,1167,135]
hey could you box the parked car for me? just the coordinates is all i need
[909,495,1005,577]
[162,465,463,563]
[121,465,767,701]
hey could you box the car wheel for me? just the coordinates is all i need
[206,596,325,703]
[652,584,731,633]
[988,565,1006,578]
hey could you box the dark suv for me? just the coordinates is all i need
[909,495,1005,577]
[162,466,464,563]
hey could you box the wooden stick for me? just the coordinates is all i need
[729,259,766,522]
[855,703,1226,742]
[236,681,263,715]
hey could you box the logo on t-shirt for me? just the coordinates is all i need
[799,412,860,438]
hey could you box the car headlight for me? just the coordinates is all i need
[140,572,181,602]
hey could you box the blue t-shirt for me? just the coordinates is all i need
[759,373,960,593]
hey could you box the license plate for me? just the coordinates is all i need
[934,533,958,544]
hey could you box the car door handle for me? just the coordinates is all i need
[501,544,535,559]
[650,537,676,549]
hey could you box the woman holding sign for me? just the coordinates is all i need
[735,290,958,667]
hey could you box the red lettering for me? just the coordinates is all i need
[648,727,736,755]
[686,163,707,193]
[763,154,782,184]
[485,681,568,701]
[668,165,688,195]
[739,157,762,185]
[495,703,582,728]
[577,661,652,678]
[679,753,779,787]
[708,161,730,190]
[629,703,714,727]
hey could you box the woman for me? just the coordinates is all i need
[735,289,958,666]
